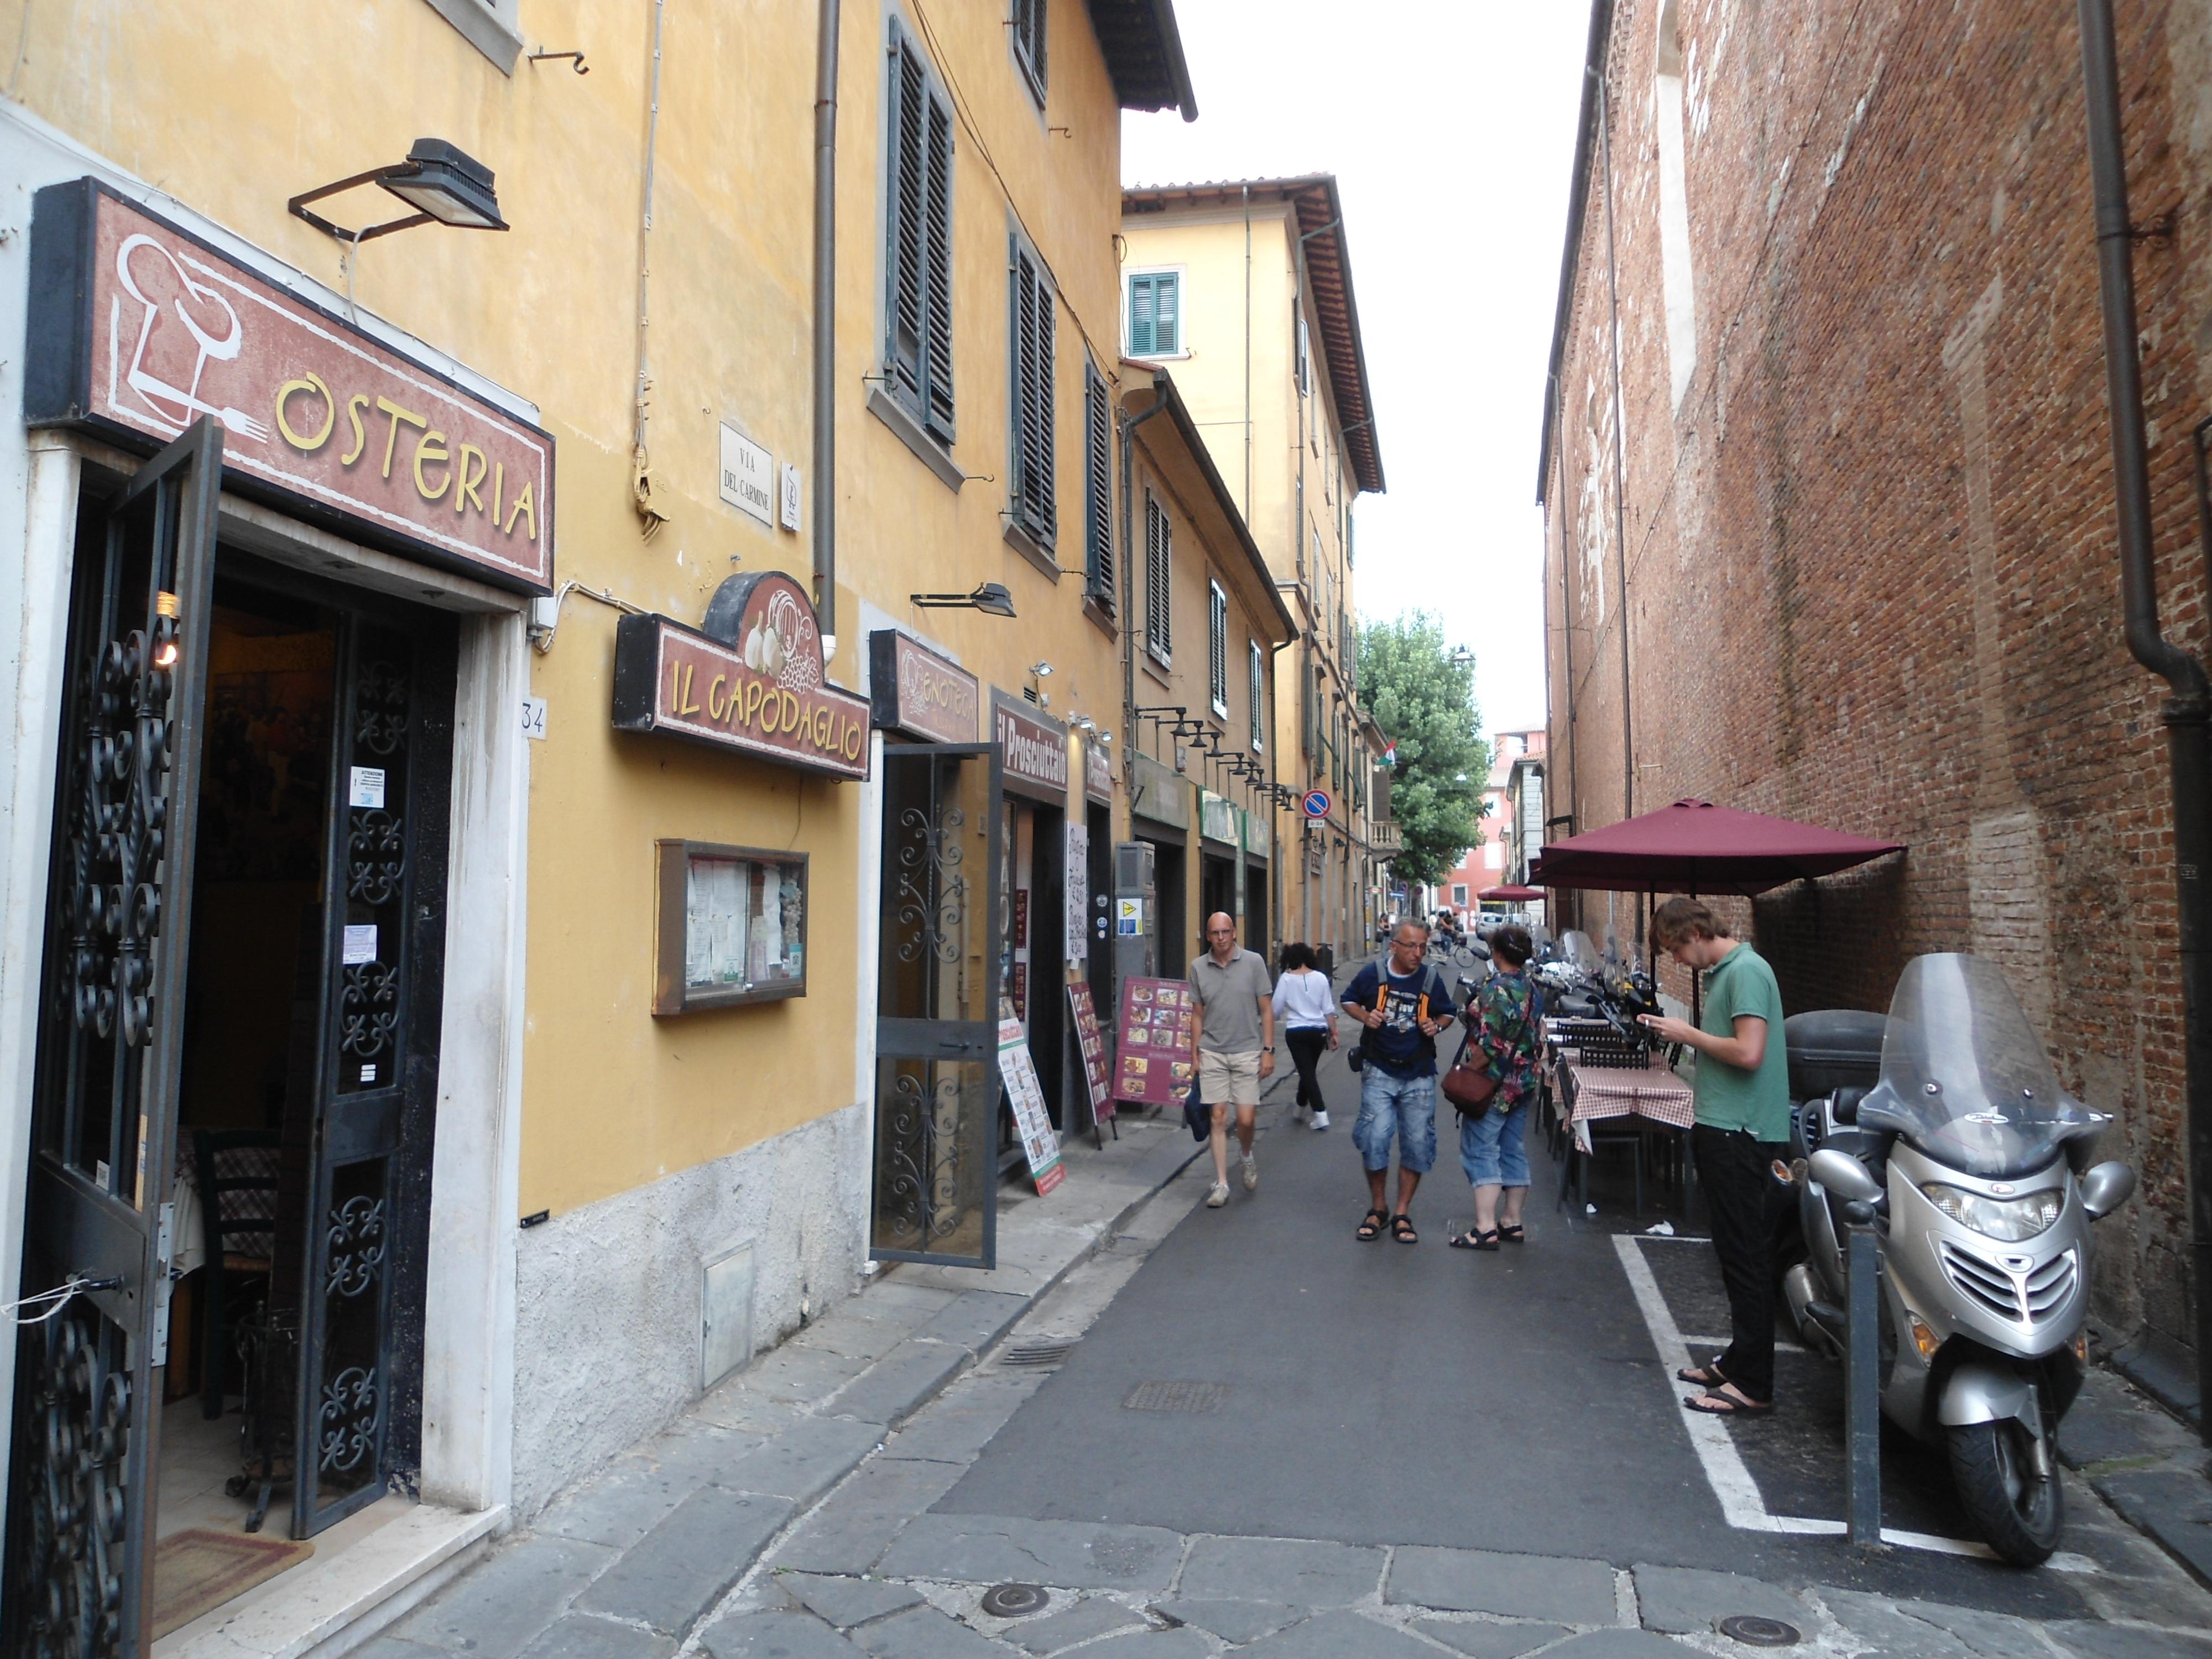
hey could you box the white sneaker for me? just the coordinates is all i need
[1206,1180,1230,1208]
[1240,1154,1259,1192]
[1311,1110,1331,1131]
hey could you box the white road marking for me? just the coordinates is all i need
[1612,1233,2033,1564]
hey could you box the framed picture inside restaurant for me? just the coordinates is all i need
[654,839,810,1014]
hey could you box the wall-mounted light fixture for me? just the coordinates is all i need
[1450,646,1475,667]
[290,139,508,243]
[911,582,1017,618]
[1029,661,1055,679]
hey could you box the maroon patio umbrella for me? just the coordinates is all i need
[1531,799,1905,896]
[1478,885,1547,902]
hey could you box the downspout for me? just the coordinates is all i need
[2077,0,2212,1437]
[1598,64,1635,823]
[1120,380,1171,801]
[1243,185,1254,520]
[630,0,670,536]
[813,0,841,644]
[1550,373,1581,935]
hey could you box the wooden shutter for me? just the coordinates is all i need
[922,87,956,441]
[1128,275,1156,357]
[1249,643,1263,749]
[1145,491,1170,658]
[1153,273,1178,354]
[1208,583,1228,714]
[885,30,927,406]
[1084,364,1112,605]
[1014,0,1047,93]
[1010,246,1055,543]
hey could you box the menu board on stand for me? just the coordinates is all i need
[997,1014,1065,1194]
[1068,983,1114,1134]
[1114,977,1197,1109]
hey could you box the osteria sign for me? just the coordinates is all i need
[25,178,554,593]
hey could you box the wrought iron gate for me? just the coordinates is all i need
[6,420,222,1657]
[870,743,1002,1267]
[291,610,452,1535]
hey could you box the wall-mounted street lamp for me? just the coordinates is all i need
[1029,661,1055,679]
[290,138,508,242]
[1450,646,1475,667]
[911,582,1017,618]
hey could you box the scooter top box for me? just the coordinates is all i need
[1783,1008,1886,1101]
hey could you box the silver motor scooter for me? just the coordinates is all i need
[1785,953,2137,1566]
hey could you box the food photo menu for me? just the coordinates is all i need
[1114,977,1196,1108]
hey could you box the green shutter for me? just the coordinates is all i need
[1154,274,1178,354]
[1129,275,1156,356]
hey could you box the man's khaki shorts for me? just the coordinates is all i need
[1199,1048,1262,1108]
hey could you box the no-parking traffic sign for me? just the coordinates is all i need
[1301,790,1332,820]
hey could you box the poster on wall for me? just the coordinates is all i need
[1068,983,1113,1125]
[997,1015,1065,1194]
[1113,977,1196,1108]
[1065,823,1090,968]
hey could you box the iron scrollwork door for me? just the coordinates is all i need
[291,615,451,1536]
[6,418,223,1657]
[871,743,1002,1267]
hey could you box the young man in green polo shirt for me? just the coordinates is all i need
[1641,896,1791,1417]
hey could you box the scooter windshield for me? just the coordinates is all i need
[1562,931,1604,977]
[1857,953,2100,1177]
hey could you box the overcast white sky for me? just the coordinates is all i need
[1121,1,1590,738]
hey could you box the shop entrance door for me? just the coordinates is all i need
[871,744,1004,1268]
[4,421,222,1655]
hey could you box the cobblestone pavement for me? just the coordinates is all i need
[363,987,2212,1659]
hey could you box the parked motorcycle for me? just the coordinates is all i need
[1786,953,2137,1565]
[1538,931,1661,1048]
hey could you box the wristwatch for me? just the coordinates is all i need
[1263,1045,1276,1052]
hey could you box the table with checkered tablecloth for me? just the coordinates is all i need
[1551,1057,1698,1219]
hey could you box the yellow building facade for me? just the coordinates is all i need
[0,0,1191,1648]
[1119,178,1388,964]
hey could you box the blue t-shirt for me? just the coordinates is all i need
[1340,959,1458,1078]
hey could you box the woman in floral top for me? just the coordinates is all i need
[1448,925,1542,1251]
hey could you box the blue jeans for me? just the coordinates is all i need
[1460,1098,1531,1189]
[1354,1068,1437,1175]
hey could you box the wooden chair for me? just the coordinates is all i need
[194,1128,281,1420]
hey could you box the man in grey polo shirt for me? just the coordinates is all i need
[1190,912,1276,1208]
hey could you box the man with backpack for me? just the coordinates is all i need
[1340,920,1458,1244]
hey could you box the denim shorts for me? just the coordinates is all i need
[1459,1096,1531,1189]
[1353,1068,1438,1175]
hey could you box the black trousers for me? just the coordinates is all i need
[1285,1028,1329,1109]
[1692,1124,1791,1403]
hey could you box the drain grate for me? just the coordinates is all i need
[1122,1380,1229,1414]
[1000,1342,1077,1368]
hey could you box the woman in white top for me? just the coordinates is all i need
[1272,943,1340,1130]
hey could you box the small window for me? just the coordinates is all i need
[1083,362,1113,609]
[885,21,957,444]
[1249,641,1264,750]
[1011,0,1047,101]
[1296,314,1311,397]
[1008,235,1056,546]
[1208,581,1229,717]
[1128,271,1180,357]
[1453,884,1469,907]
[1144,489,1171,664]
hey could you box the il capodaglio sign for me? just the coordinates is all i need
[613,572,870,781]
[25,178,554,594]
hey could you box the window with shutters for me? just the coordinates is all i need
[1296,314,1311,397]
[1083,362,1113,610]
[1007,233,1056,549]
[1144,488,1171,666]
[1126,269,1181,358]
[1303,660,1319,759]
[1010,0,1047,103]
[883,20,956,447]
[1248,641,1264,751]
[1207,581,1229,717]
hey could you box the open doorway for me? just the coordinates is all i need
[148,559,454,1636]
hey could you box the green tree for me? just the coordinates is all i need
[1359,611,1488,889]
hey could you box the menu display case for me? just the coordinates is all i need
[654,839,809,1014]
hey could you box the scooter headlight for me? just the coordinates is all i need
[1919,1183,2063,1241]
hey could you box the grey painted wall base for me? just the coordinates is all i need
[510,1100,871,1516]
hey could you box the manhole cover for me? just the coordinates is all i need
[1001,1342,1076,1368]
[1718,1614,1802,1647]
[1122,1380,1229,1414]
[981,1583,1048,1618]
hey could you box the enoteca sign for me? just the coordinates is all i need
[868,629,978,744]
[613,572,870,781]
[25,178,555,594]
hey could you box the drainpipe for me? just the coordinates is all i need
[1597,65,1635,824]
[2077,0,2212,1438]
[1119,379,1171,796]
[812,0,841,644]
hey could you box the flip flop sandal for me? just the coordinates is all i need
[1683,1389,1773,1417]
[1676,1362,1728,1387]
[1447,1229,1500,1251]
[1356,1207,1389,1242]
[1391,1214,1419,1244]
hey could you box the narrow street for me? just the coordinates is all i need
[368,1016,2212,1657]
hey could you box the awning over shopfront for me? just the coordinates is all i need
[1530,799,1904,896]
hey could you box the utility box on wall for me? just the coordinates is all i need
[1113,841,1157,998]
[701,1240,756,1391]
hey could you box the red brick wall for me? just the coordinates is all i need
[1543,0,2212,1339]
